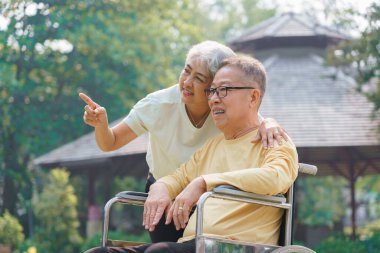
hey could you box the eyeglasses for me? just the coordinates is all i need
[204,86,255,99]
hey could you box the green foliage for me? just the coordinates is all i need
[0,210,25,249]
[327,2,380,114]
[80,231,150,252]
[195,0,276,41]
[314,235,366,253]
[112,176,146,195]
[297,176,346,227]
[110,176,147,237]
[31,168,83,253]
[363,230,380,253]
[356,175,380,221]
[15,238,37,253]
[314,230,380,253]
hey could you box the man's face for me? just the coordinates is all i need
[208,66,258,132]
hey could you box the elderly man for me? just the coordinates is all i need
[85,55,298,253]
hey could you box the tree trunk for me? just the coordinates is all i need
[1,132,19,215]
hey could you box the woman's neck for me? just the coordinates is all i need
[185,103,210,128]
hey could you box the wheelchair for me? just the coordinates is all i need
[100,163,317,253]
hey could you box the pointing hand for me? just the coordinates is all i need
[79,93,108,128]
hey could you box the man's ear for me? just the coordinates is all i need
[250,89,261,105]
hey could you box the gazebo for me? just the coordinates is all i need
[229,12,380,240]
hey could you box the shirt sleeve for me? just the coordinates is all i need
[202,142,298,195]
[123,94,159,136]
[157,143,206,199]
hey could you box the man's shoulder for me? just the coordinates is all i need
[266,135,298,155]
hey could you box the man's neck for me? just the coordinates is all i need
[223,118,260,140]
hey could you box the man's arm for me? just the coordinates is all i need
[165,177,206,230]
[144,143,209,231]
[202,143,298,195]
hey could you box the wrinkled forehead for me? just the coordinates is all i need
[212,66,248,87]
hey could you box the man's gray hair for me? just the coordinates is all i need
[186,41,236,78]
[219,55,267,103]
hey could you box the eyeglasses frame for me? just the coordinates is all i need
[204,86,255,99]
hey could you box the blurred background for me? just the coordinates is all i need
[0,0,379,252]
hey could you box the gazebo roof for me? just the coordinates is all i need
[229,12,350,52]
[256,47,380,176]
[33,120,148,173]
[259,48,379,148]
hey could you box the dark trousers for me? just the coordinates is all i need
[145,173,184,243]
[84,239,195,253]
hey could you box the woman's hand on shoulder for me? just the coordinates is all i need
[252,118,288,149]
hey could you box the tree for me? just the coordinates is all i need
[0,210,25,250]
[193,0,276,42]
[32,169,82,253]
[297,176,346,228]
[327,2,380,115]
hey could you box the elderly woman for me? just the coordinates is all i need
[79,41,287,243]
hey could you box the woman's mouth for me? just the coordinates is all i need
[182,89,193,97]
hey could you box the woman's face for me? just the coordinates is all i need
[179,55,212,106]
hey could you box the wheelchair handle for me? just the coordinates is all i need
[299,163,318,176]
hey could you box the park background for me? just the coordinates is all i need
[0,0,380,252]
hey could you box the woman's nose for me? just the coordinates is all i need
[184,75,193,87]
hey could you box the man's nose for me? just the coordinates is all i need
[208,91,221,104]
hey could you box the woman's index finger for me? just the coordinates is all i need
[79,93,98,109]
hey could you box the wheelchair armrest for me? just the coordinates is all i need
[102,191,147,247]
[213,185,286,204]
[196,185,292,239]
[115,191,148,202]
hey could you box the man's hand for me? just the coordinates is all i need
[143,182,172,232]
[166,177,206,230]
[252,118,288,149]
[79,93,108,128]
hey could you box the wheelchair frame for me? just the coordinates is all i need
[101,163,317,253]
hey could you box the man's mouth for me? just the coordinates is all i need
[212,109,225,115]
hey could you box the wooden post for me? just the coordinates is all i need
[348,164,356,241]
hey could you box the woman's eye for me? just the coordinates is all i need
[196,77,204,82]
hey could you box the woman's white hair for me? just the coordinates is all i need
[186,41,236,78]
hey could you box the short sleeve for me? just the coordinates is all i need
[123,93,160,136]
